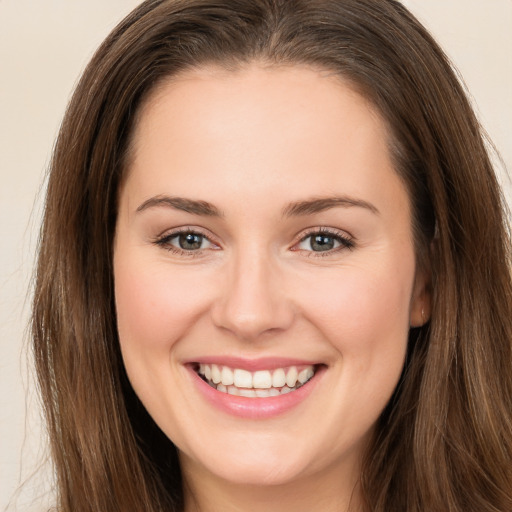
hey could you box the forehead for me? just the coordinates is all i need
[123,63,407,219]
[134,63,384,150]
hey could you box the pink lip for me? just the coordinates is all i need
[185,356,319,371]
[185,362,325,420]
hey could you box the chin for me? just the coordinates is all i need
[179,431,317,487]
[201,457,309,487]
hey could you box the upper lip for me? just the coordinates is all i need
[184,356,322,372]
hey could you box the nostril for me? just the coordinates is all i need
[211,300,295,341]
[210,264,294,340]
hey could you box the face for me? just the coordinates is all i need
[114,65,428,493]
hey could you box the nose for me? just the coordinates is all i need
[211,247,295,341]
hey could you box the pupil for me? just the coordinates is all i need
[179,233,202,250]
[311,235,334,251]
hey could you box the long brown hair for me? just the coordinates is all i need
[32,1,512,510]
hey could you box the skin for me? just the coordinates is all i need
[114,64,430,512]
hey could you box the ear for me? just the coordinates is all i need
[409,264,431,328]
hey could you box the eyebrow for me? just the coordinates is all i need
[136,194,379,218]
[136,195,223,216]
[282,196,379,217]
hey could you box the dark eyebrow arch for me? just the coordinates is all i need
[283,196,379,217]
[136,195,223,217]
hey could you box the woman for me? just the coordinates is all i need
[32,0,512,511]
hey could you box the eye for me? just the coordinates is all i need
[296,229,354,253]
[174,232,207,250]
[154,229,218,253]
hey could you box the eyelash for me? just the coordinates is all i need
[152,227,355,257]
[153,227,218,257]
[294,227,355,256]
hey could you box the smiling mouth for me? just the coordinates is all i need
[195,363,318,398]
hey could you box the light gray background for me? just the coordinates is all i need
[1,1,510,510]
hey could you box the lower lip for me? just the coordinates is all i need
[187,365,324,419]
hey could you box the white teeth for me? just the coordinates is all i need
[286,367,298,387]
[227,386,240,396]
[298,367,314,384]
[239,388,257,398]
[198,363,317,397]
[272,368,286,387]
[215,383,301,396]
[255,388,272,397]
[211,364,222,384]
[253,370,272,389]
[233,369,252,388]
[221,366,234,386]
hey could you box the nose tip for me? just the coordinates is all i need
[211,260,294,341]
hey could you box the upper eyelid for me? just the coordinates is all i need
[295,226,354,243]
[153,228,219,256]
[152,225,355,249]
[292,227,355,253]
[155,226,218,243]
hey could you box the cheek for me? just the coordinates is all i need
[297,256,414,377]
[114,254,213,356]
[113,254,217,442]
[306,268,410,337]
[299,258,414,438]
